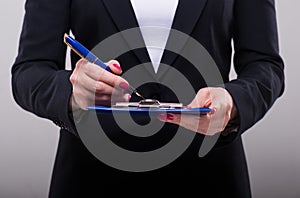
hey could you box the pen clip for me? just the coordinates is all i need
[64,34,85,59]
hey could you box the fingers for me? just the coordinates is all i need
[80,60,128,89]
[72,68,111,94]
[157,113,175,122]
[157,87,236,136]
[157,113,211,135]
[72,60,127,95]
[70,59,131,110]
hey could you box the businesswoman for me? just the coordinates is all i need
[12,0,284,197]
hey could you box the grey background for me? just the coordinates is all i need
[0,0,299,197]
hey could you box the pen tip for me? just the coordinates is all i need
[135,91,145,100]
[128,86,145,100]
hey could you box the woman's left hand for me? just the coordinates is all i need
[157,87,238,136]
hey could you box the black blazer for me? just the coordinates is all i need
[12,0,284,197]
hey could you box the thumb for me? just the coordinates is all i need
[188,89,212,108]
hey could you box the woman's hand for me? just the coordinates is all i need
[158,87,238,136]
[69,59,131,111]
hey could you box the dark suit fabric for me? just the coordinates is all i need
[12,0,284,197]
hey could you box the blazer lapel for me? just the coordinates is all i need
[157,0,208,79]
[102,0,208,80]
[102,0,156,78]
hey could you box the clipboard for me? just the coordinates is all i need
[87,99,212,115]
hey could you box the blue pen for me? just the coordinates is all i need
[64,33,145,99]
[64,34,112,72]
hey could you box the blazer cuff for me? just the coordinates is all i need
[224,81,255,135]
[51,70,78,136]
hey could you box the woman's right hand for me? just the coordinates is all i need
[69,59,131,111]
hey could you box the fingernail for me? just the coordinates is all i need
[211,108,217,114]
[157,114,167,121]
[185,106,192,109]
[167,114,174,120]
[119,82,130,90]
[128,94,132,100]
[113,63,122,71]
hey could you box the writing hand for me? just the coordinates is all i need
[69,59,131,110]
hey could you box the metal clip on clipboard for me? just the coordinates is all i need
[87,99,211,115]
[113,99,183,109]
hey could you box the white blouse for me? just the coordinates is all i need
[130,0,179,73]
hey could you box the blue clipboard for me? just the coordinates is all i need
[87,106,212,115]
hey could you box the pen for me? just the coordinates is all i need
[64,33,145,100]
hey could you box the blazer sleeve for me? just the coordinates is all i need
[11,0,77,135]
[225,0,285,134]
